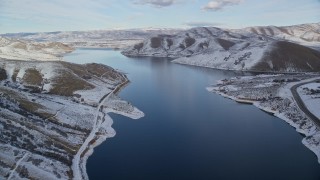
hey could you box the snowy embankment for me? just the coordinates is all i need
[0,59,144,179]
[278,77,320,162]
[72,76,144,180]
[208,74,320,163]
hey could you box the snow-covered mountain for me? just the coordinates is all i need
[0,36,74,61]
[232,22,320,50]
[2,28,182,49]
[122,23,320,73]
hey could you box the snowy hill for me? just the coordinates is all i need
[0,36,74,61]
[233,22,320,50]
[122,24,320,73]
[0,60,143,179]
[2,28,182,49]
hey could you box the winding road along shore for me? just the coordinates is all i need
[72,75,129,180]
[291,79,320,128]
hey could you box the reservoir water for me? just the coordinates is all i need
[65,49,320,179]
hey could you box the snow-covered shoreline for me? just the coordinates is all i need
[0,35,146,179]
[208,74,320,164]
[0,57,144,179]
[71,77,144,180]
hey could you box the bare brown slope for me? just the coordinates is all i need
[46,62,126,96]
[252,41,320,72]
[0,61,125,96]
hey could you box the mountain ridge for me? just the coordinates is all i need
[232,22,320,49]
[0,36,74,61]
[122,23,320,73]
[2,28,182,49]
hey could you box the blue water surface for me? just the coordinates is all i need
[65,49,320,180]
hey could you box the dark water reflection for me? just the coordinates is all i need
[65,49,320,180]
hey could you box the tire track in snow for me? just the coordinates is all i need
[7,152,29,180]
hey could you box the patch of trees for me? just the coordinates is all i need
[134,43,144,52]
[150,37,162,48]
[166,38,173,49]
[0,68,7,81]
[184,37,195,48]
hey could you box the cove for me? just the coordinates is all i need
[64,49,320,180]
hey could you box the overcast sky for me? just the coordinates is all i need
[0,0,319,33]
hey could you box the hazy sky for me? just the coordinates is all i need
[0,0,319,33]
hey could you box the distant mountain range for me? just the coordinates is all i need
[232,23,320,50]
[122,23,320,73]
[1,28,181,49]
[3,23,320,73]
[0,36,73,61]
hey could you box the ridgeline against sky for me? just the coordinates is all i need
[0,0,319,33]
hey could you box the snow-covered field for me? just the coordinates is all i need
[208,74,320,163]
[298,82,320,119]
